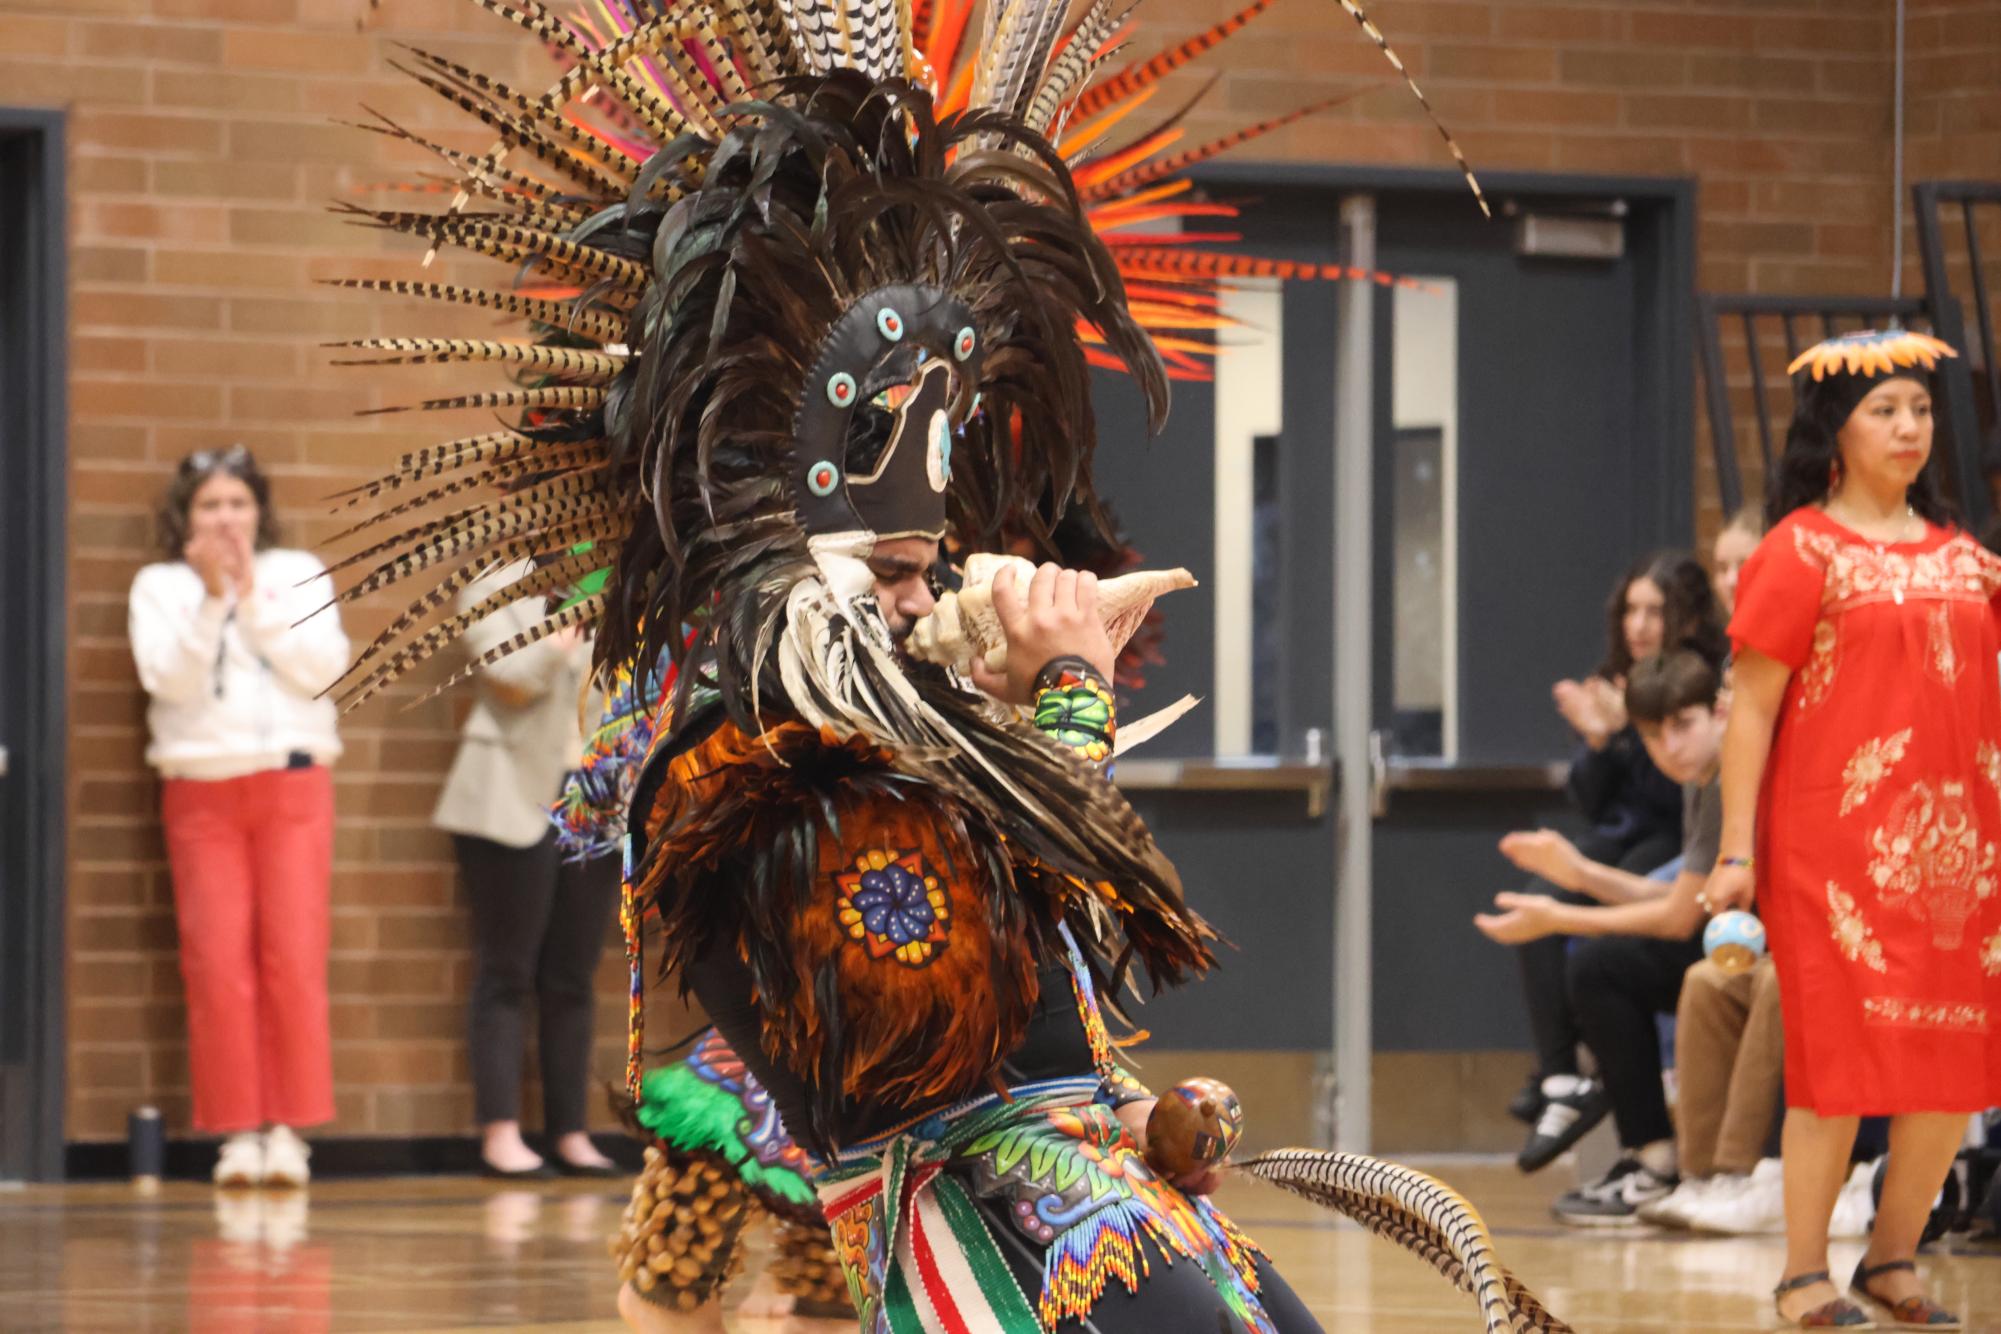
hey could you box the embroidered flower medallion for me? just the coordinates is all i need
[836,848,950,966]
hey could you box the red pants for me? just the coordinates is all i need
[161,766,336,1133]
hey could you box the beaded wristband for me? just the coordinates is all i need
[1718,856,1755,870]
[1030,655,1116,764]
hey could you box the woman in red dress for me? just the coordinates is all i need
[1708,329,1995,1329]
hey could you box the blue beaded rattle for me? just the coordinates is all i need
[1703,910,1767,974]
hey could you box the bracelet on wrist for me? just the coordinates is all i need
[1718,855,1754,871]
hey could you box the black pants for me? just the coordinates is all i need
[1514,826,1683,1077]
[976,1192,1322,1333]
[453,830,621,1134]
[1567,930,1704,1151]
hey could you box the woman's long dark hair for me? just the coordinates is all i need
[1764,371,1956,529]
[1599,550,1729,681]
[156,444,280,558]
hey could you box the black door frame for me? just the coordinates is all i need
[0,108,70,1182]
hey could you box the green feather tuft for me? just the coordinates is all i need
[635,1063,816,1208]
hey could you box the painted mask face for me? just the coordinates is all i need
[790,284,983,549]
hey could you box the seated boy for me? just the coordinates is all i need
[1474,649,1723,1224]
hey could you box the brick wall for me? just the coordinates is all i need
[27,0,2000,1142]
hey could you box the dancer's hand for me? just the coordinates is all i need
[1703,862,1756,915]
[1497,829,1586,892]
[972,562,1116,705]
[1474,892,1560,945]
[1117,1097,1223,1196]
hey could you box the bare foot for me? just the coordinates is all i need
[734,1270,796,1319]
[618,1281,726,1333]
[481,1121,544,1174]
[552,1130,616,1171]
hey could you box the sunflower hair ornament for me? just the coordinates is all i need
[1786,329,1958,382]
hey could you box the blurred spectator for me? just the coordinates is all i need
[1503,553,1727,1165]
[1477,650,1724,1221]
[1710,507,1764,616]
[433,559,621,1178]
[128,446,348,1187]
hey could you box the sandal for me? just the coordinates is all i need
[1774,1270,1875,1328]
[1849,1259,1961,1329]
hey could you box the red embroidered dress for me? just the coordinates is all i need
[1732,508,2001,1114]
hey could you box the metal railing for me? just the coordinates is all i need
[1913,181,2001,483]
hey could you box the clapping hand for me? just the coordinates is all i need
[184,528,254,599]
[1474,892,1561,945]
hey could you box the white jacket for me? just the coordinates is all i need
[431,560,592,848]
[128,549,350,781]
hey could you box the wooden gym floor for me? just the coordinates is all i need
[2,1160,1998,1332]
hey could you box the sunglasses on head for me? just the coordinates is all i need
[181,444,252,474]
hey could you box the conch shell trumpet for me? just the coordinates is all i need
[908,553,1197,675]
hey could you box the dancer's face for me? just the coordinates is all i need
[867,536,940,642]
[1837,378,1933,496]
[1636,702,1724,785]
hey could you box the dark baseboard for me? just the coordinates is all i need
[63,1132,644,1182]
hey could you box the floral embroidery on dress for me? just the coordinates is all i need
[1984,929,2001,977]
[1792,527,2001,613]
[1867,779,1998,950]
[1979,742,2001,806]
[1797,620,1840,711]
[1841,728,1913,816]
[1926,601,1965,686]
[1827,882,1888,973]
[1862,996,1989,1031]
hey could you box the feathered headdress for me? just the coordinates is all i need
[326,0,1482,721]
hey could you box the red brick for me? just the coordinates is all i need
[223,26,371,75]
[1628,11,1755,50]
[1558,47,1689,89]
[1492,88,1620,129]
[76,21,224,64]
[1493,5,1618,43]
[1429,43,1557,83]
[0,14,69,57]
[75,111,226,156]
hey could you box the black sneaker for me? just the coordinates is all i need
[1516,1077,1609,1173]
[1506,1076,1546,1126]
[1552,1157,1677,1227]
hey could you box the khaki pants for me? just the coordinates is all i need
[1674,957,1783,1177]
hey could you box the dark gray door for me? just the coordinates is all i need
[0,112,70,1182]
[1091,167,1693,1149]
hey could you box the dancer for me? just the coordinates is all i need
[1706,328,1993,1330]
[318,1,1575,1329]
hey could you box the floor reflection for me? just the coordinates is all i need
[0,1164,1997,1331]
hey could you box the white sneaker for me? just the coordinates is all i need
[213,1131,264,1187]
[1641,1174,1733,1228]
[262,1126,312,1188]
[1687,1157,1785,1234]
[1828,1160,1877,1239]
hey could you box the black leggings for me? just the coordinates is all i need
[1568,930,1704,1149]
[975,1191,1322,1332]
[1514,827,1684,1078]
[453,831,621,1134]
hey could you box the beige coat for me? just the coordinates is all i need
[431,561,592,849]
